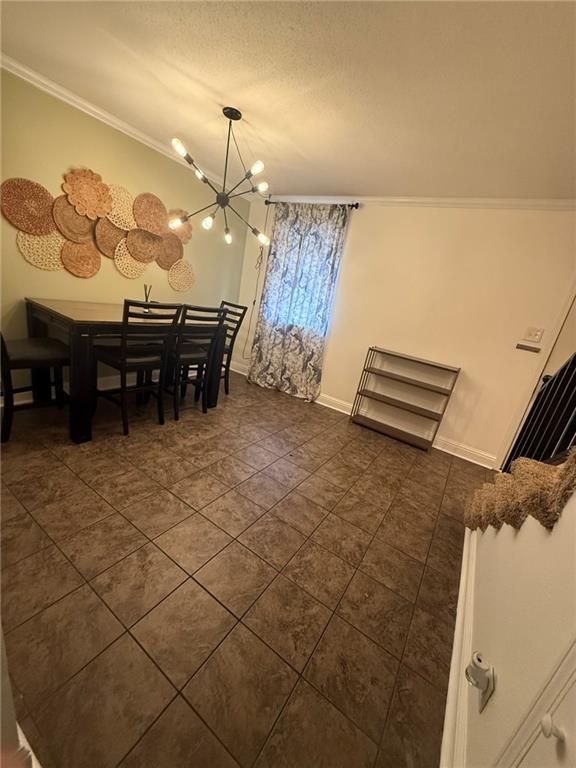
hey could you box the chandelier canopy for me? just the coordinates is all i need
[169,106,270,247]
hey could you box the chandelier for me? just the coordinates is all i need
[169,106,270,246]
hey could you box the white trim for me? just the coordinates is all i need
[230,359,250,376]
[495,638,576,767]
[268,195,576,212]
[315,392,353,415]
[314,392,497,468]
[433,436,496,469]
[441,528,477,767]
[0,56,224,183]
[2,56,573,212]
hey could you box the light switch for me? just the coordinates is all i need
[524,327,544,344]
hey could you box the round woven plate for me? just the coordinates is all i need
[94,217,126,258]
[168,208,193,244]
[126,228,162,263]
[61,241,101,278]
[16,230,65,271]
[52,195,94,243]
[168,259,195,291]
[156,232,184,270]
[62,169,112,220]
[114,238,147,279]
[107,185,137,230]
[1,178,56,235]
[133,193,168,236]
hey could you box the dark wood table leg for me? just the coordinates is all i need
[26,301,53,404]
[207,328,225,408]
[68,328,95,443]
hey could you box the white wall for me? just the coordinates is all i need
[462,494,576,767]
[235,199,575,468]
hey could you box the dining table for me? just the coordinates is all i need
[25,297,226,444]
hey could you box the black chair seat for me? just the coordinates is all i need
[94,345,163,369]
[6,337,69,368]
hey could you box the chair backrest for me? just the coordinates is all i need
[176,305,227,361]
[220,300,248,351]
[121,300,182,358]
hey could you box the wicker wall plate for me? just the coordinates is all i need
[126,228,162,263]
[61,241,101,278]
[168,208,193,244]
[114,239,147,279]
[62,169,112,220]
[156,232,184,270]
[133,193,168,236]
[94,217,126,258]
[168,259,195,291]
[107,185,137,230]
[1,178,56,235]
[52,195,94,243]
[16,230,65,271]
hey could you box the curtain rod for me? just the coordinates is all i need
[264,200,359,209]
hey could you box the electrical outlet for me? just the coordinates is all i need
[524,327,544,344]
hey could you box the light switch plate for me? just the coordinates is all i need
[524,327,544,343]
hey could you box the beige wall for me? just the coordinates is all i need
[1,71,249,340]
[544,293,576,376]
[235,200,575,467]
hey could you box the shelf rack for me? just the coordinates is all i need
[351,346,460,450]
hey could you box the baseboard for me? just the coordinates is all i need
[230,359,250,376]
[440,528,477,767]
[315,393,353,415]
[433,436,496,469]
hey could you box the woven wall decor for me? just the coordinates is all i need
[156,232,183,270]
[133,193,169,236]
[62,169,112,220]
[61,241,101,278]
[114,238,147,279]
[168,259,195,291]
[94,217,126,258]
[107,185,137,230]
[168,208,193,244]
[1,178,56,235]
[52,195,94,243]
[16,230,65,271]
[126,228,162,263]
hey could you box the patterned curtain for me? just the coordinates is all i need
[248,202,349,401]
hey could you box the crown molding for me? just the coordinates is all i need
[1,55,224,184]
[268,195,576,211]
[3,56,574,211]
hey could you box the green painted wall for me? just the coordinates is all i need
[1,70,249,339]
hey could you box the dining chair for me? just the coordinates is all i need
[1,333,69,443]
[219,300,248,394]
[171,305,227,419]
[93,300,181,436]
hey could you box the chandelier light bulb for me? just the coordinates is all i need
[168,216,183,230]
[256,181,269,194]
[202,214,215,230]
[171,138,188,158]
[256,231,270,246]
[224,228,233,245]
[250,160,265,176]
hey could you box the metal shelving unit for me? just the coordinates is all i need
[351,346,460,450]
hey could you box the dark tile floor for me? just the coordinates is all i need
[1,373,491,768]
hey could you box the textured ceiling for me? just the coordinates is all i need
[2,2,575,199]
